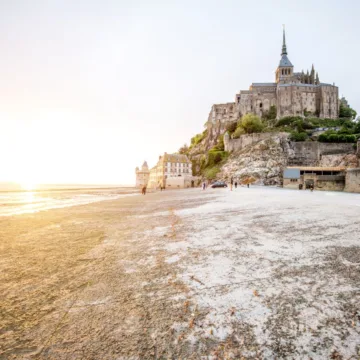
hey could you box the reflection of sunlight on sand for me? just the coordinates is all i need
[24,191,37,212]
[0,191,139,217]
[25,191,34,203]
[20,182,37,191]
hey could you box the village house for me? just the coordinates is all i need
[148,153,194,189]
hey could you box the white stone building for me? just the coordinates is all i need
[135,161,150,188]
[147,153,193,189]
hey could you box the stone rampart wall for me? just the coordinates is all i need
[316,180,345,192]
[345,168,360,193]
[224,132,289,152]
[289,142,354,166]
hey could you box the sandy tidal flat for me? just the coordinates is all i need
[0,187,359,359]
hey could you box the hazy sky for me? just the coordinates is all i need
[0,0,359,185]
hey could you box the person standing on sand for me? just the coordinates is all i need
[247,183,250,188]
[202,182,206,190]
[235,181,238,189]
[230,177,233,191]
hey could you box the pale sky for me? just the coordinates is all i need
[0,0,359,186]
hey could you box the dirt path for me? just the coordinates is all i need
[0,188,359,359]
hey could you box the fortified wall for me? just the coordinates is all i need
[345,140,360,192]
[224,132,289,153]
[224,131,356,167]
[345,169,360,193]
[288,142,355,166]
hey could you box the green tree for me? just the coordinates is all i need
[268,105,277,120]
[354,120,360,134]
[178,143,189,154]
[263,105,277,122]
[339,102,357,119]
[237,114,264,134]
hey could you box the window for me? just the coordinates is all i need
[290,179,298,182]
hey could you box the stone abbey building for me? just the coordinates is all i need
[209,29,339,125]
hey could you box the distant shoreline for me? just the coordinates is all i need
[0,185,136,193]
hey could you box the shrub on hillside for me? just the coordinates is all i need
[232,126,245,138]
[338,126,353,135]
[190,129,208,147]
[206,150,229,167]
[178,143,189,154]
[275,116,302,127]
[204,166,220,180]
[262,105,277,122]
[236,114,264,134]
[226,122,237,134]
[308,118,343,128]
[318,133,356,143]
[290,131,308,142]
[211,134,225,151]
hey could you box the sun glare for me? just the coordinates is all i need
[20,182,36,191]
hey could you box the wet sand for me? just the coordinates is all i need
[0,188,359,359]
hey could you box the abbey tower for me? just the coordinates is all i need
[208,28,339,126]
[135,161,150,188]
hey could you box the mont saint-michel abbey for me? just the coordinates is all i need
[209,29,339,124]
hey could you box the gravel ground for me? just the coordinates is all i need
[0,187,359,359]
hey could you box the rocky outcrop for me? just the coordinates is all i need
[318,154,358,168]
[219,133,291,185]
[217,133,357,185]
[188,120,358,185]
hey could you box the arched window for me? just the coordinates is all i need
[260,102,263,108]
[282,69,284,75]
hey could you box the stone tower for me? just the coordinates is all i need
[275,27,294,83]
[135,161,150,188]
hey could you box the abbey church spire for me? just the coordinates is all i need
[276,25,293,83]
[281,25,287,55]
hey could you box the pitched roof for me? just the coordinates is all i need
[163,153,191,163]
[252,83,277,87]
[279,54,293,67]
[286,166,346,171]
